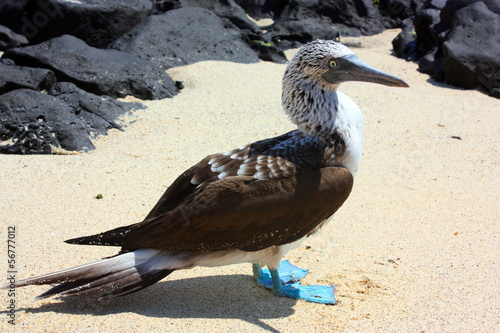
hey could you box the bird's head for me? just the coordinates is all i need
[283,39,409,91]
[282,40,409,143]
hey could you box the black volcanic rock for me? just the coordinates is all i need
[441,1,500,97]
[392,4,441,60]
[153,0,261,33]
[0,0,29,35]
[268,19,343,51]
[110,7,263,69]
[49,82,144,137]
[0,84,144,154]
[377,0,426,27]
[418,47,438,75]
[413,8,442,56]
[392,22,417,59]
[392,0,500,97]
[0,25,28,51]
[0,89,93,154]
[235,0,287,19]
[246,34,287,64]
[440,0,500,26]
[3,35,179,100]
[268,0,387,49]
[392,0,447,61]
[0,0,152,48]
[281,0,387,35]
[0,59,56,94]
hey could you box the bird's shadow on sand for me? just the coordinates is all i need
[14,274,299,333]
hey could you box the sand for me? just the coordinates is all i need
[1,30,499,332]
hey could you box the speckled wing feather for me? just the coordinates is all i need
[66,130,352,252]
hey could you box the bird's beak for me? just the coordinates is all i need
[322,54,409,87]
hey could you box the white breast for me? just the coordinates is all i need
[332,91,364,177]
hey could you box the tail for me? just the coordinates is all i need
[0,250,174,300]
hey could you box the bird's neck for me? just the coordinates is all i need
[282,80,364,176]
[282,79,342,145]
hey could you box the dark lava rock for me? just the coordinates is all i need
[377,0,426,28]
[238,0,423,29]
[246,34,287,64]
[392,5,441,60]
[49,82,145,137]
[442,1,500,97]
[111,7,263,69]
[0,84,145,154]
[268,20,341,51]
[418,47,438,74]
[0,25,28,51]
[154,0,261,33]
[392,0,500,97]
[0,89,93,154]
[235,0,288,19]
[0,59,56,94]
[440,0,500,26]
[413,8,442,55]
[392,22,417,59]
[0,0,152,48]
[268,0,387,49]
[290,0,387,35]
[3,35,179,100]
[0,0,29,35]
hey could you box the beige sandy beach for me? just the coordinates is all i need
[1,30,499,332]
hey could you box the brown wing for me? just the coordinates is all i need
[116,166,352,252]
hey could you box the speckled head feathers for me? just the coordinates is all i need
[285,40,354,87]
[281,40,355,141]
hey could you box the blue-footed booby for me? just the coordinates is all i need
[1,40,408,304]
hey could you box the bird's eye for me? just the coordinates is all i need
[328,59,338,69]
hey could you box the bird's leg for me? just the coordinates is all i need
[253,260,309,289]
[269,268,337,304]
[252,263,263,278]
[252,263,268,287]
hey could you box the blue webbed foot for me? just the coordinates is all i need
[252,260,337,304]
[276,282,337,304]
